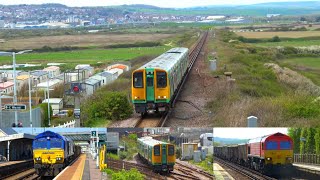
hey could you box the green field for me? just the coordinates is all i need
[256,40,320,47]
[282,57,320,86]
[0,46,170,64]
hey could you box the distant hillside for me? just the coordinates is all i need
[214,137,248,145]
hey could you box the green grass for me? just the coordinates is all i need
[84,118,111,127]
[256,40,320,47]
[189,156,213,175]
[281,57,320,86]
[0,46,170,64]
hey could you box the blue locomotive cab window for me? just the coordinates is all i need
[133,72,143,88]
[157,72,167,88]
[280,141,291,150]
[168,145,174,156]
[33,138,47,149]
[154,145,160,156]
[266,141,278,150]
[51,138,63,148]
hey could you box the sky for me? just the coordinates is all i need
[0,0,317,8]
[214,128,288,139]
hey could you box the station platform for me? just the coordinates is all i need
[213,163,234,180]
[54,153,106,180]
[293,163,320,174]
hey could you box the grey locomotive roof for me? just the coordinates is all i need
[137,47,188,72]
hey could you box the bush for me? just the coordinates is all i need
[104,169,145,180]
[81,91,133,122]
[270,36,281,42]
[119,151,127,160]
[39,103,53,127]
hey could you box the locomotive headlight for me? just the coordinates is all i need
[267,157,272,161]
[135,96,137,99]
[286,157,292,160]
[35,157,41,161]
[56,157,62,161]
[164,96,166,98]
[158,96,161,98]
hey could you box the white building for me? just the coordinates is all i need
[90,71,116,86]
[84,78,101,95]
[35,79,62,90]
[42,98,63,115]
[43,66,61,78]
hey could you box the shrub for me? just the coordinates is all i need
[108,169,145,180]
[81,91,133,122]
[39,103,53,127]
[270,36,281,42]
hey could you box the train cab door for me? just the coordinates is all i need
[161,145,167,167]
[146,69,155,102]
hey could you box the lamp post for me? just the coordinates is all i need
[0,50,32,126]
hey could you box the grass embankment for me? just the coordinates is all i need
[189,155,213,175]
[208,30,320,127]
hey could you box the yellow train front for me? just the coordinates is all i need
[33,130,81,176]
[132,47,189,115]
[137,137,175,173]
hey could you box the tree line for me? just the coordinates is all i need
[288,128,320,154]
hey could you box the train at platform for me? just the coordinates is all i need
[214,132,293,175]
[137,136,176,173]
[132,47,189,115]
[32,131,81,176]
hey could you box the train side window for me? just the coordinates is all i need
[157,72,167,88]
[133,72,143,88]
[248,146,250,154]
[154,145,160,156]
[168,145,174,156]
[262,143,264,150]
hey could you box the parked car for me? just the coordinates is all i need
[74,109,80,119]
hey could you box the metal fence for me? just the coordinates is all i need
[0,107,41,127]
[294,154,320,165]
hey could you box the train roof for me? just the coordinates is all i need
[138,136,171,146]
[248,132,290,144]
[34,130,68,142]
[136,47,188,72]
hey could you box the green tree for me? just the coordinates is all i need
[288,128,301,154]
[300,128,307,154]
[305,128,316,154]
[270,36,281,42]
[39,103,53,127]
[81,91,133,124]
[314,128,320,155]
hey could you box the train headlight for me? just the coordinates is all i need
[135,96,137,99]
[56,157,62,161]
[267,157,272,161]
[164,96,166,98]
[158,96,161,98]
[35,157,41,161]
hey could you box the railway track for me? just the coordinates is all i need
[215,157,277,180]
[3,168,39,180]
[172,161,214,180]
[134,31,209,128]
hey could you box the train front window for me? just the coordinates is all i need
[133,72,143,88]
[33,138,47,149]
[147,77,153,87]
[168,145,174,156]
[207,137,213,141]
[154,145,160,156]
[50,138,63,148]
[157,72,167,88]
[280,141,291,150]
[266,141,278,150]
